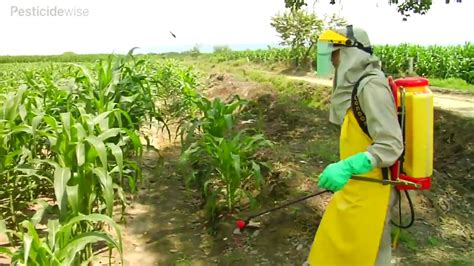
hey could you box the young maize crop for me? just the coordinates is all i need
[209,43,474,84]
[0,51,200,264]
[0,50,274,263]
[179,95,273,221]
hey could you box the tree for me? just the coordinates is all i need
[270,10,347,69]
[188,44,201,57]
[324,13,348,29]
[213,45,232,54]
[285,0,307,10]
[284,0,463,19]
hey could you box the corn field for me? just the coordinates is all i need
[374,43,474,83]
[0,50,271,264]
[213,47,293,65]
[211,43,474,84]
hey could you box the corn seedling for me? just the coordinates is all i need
[179,94,272,220]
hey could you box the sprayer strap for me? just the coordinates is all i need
[351,73,390,181]
[351,73,375,138]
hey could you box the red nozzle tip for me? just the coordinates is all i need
[236,220,246,230]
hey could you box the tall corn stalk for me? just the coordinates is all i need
[0,50,192,264]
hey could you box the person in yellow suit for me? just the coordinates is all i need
[307,26,403,265]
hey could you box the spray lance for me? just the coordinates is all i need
[235,175,421,231]
[235,189,331,230]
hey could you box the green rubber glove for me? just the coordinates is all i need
[318,152,374,192]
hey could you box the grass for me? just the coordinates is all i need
[449,258,473,266]
[173,254,193,266]
[190,53,474,94]
[305,140,339,163]
[240,70,331,110]
[427,236,443,247]
[429,78,474,94]
[392,229,418,252]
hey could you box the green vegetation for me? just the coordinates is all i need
[429,78,474,93]
[0,50,272,263]
[179,95,273,220]
[0,1,472,264]
[0,51,180,264]
[284,0,465,19]
[375,43,474,84]
[392,229,418,252]
[206,43,474,86]
[212,48,292,65]
[0,53,114,64]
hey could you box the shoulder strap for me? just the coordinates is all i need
[351,73,390,181]
[351,73,376,138]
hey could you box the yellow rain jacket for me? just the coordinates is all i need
[308,27,403,266]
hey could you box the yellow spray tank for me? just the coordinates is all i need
[389,77,433,190]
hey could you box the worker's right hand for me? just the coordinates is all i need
[318,161,352,192]
[318,152,374,192]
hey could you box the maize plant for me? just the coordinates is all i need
[0,49,196,264]
[152,59,200,121]
[200,131,271,212]
[38,108,142,220]
[179,95,272,220]
[0,84,131,264]
[0,212,123,265]
[212,48,293,65]
[179,95,250,191]
[0,85,52,230]
[68,54,167,132]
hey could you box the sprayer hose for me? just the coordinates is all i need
[391,189,415,229]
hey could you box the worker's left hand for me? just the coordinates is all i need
[318,152,374,192]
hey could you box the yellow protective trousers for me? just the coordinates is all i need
[307,109,391,266]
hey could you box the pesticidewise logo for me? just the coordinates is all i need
[10,4,89,17]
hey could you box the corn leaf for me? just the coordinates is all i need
[66,185,79,215]
[60,113,72,140]
[47,219,60,251]
[53,166,71,212]
[58,232,120,265]
[107,143,123,179]
[98,128,120,142]
[76,142,85,166]
[85,136,107,167]
[93,167,114,216]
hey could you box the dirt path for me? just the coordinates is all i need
[280,73,474,118]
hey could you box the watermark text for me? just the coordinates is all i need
[11,6,90,17]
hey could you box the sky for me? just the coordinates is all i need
[0,0,473,55]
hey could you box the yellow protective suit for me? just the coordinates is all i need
[307,109,391,266]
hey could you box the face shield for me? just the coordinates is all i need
[316,41,335,78]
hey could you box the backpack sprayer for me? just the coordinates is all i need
[351,75,434,191]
